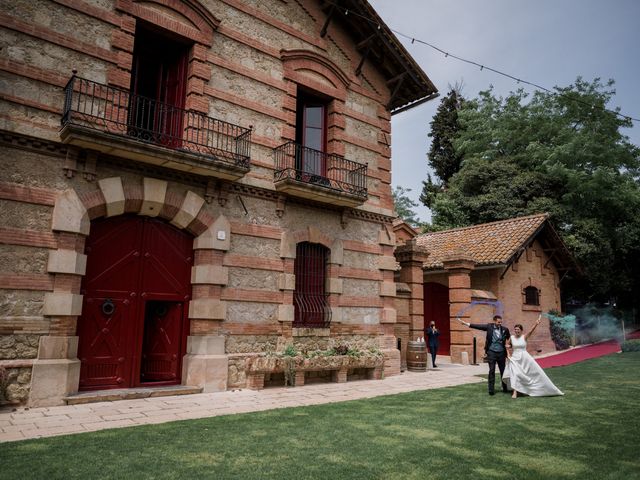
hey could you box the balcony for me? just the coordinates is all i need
[60,76,251,180]
[273,142,367,207]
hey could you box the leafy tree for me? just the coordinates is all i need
[392,186,424,228]
[429,78,640,306]
[421,87,465,208]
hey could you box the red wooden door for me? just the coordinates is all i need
[140,301,184,382]
[78,215,192,391]
[424,282,451,355]
[160,54,187,148]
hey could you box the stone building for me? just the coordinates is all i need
[0,0,438,406]
[394,214,577,364]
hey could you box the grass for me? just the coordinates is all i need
[1,352,639,480]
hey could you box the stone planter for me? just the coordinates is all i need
[245,354,384,390]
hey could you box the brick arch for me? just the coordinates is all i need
[281,226,343,265]
[281,49,351,100]
[119,0,220,46]
[45,177,223,320]
[79,177,214,236]
[37,178,230,403]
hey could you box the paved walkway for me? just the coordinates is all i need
[0,360,485,443]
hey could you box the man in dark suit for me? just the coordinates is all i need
[457,315,510,395]
[425,321,440,368]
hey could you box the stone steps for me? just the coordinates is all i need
[63,385,203,405]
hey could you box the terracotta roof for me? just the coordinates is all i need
[416,214,550,269]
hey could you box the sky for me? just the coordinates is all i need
[368,0,640,223]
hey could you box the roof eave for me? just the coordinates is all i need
[321,0,438,111]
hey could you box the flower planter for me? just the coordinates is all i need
[245,354,384,390]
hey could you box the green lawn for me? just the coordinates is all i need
[2,352,639,480]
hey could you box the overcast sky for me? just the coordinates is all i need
[368,0,640,222]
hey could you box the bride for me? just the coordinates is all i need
[504,315,563,398]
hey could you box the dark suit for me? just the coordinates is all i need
[426,327,440,367]
[469,323,511,394]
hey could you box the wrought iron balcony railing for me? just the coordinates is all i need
[61,75,251,169]
[273,142,367,199]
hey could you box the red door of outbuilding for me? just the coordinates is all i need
[77,215,193,391]
[424,282,451,355]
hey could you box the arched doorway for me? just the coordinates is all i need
[77,215,193,390]
[424,282,450,355]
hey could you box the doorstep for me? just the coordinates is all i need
[63,385,203,405]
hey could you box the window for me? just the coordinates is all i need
[524,286,540,306]
[293,242,331,327]
[129,24,190,148]
[295,90,328,177]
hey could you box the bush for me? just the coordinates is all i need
[621,340,640,352]
[549,320,572,350]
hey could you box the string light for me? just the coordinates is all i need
[322,0,639,123]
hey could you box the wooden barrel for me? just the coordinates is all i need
[407,341,427,371]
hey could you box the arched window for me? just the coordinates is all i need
[524,286,540,306]
[293,242,331,327]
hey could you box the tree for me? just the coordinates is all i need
[392,186,424,228]
[421,87,465,208]
[429,78,640,306]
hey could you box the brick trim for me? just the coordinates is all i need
[0,182,57,206]
[116,0,219,46]
[0,274,54,291]
[230,222,282,240]
[0,227,57,249]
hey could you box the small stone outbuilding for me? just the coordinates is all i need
[394,214,577,364]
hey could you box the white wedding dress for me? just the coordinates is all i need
[503,335,563,396]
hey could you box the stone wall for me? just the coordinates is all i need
[0,335,39,360]
[0,366,31,405]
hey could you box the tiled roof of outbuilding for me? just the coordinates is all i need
[416,214,550,269]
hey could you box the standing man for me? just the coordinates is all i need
[457,315,510,395]
[425,321,440,368]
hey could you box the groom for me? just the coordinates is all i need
[457,315,510,395]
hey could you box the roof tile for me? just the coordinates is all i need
[416,214,549,269]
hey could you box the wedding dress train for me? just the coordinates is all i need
[503,335,563,396]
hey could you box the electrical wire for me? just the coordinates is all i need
[326,1,639,123]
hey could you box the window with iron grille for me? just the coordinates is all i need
[524,286,540,306]
[293,242,331,327]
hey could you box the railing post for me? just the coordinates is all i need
[61,69,77,126]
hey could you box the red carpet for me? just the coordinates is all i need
[536,340,621,368]
[627,329,640,340]
[536,329,640,368]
